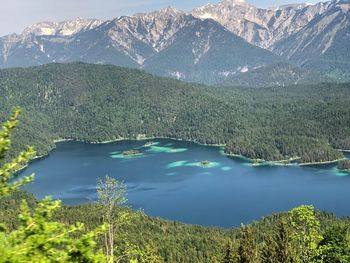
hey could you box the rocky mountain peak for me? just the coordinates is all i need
[222,0,247,4]
[22,18,103,37]
[0,0,349,82]
[159,6,183,15]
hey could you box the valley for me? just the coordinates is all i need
[1,1,350,262]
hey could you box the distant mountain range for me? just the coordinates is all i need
[0,0,349,86]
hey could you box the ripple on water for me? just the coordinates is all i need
[146,145,187,154]
[335,168,350,177]
[221,166,232,171]
[336,171,349,177]
[166,160,187,168]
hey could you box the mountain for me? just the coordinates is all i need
[22,18,103,36]
[0,9,281,84]
[191,0,331,48]
[271,0,350,80]
[142,16,283,83]
[0,0,349,84]
[192,0,350,80]
[222,63,333,87]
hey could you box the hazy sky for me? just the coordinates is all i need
[1,0,322,37]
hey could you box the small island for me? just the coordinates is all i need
[200,160,210,167]
[122,149,140,156]
[337,160,350,173]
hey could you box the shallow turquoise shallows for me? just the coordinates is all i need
[19,139,350,228]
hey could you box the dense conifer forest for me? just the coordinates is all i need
[0,62,349,163]
[337,160,350,172]
[1,75,350,262]
[1,191,349,262]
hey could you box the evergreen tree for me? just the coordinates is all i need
[237,225,259,263]
[318,225,350,263]
[275,219,295,263]
[261,233,277,263]
[222,242,235,263]
[141,242,163,263]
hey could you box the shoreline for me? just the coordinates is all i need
[338,169,350,173]
[299,158,346,166]
[54,136,226,147]
[51,136,345,168]
[338,149,350,153]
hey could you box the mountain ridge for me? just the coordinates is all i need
[0,0,349,84]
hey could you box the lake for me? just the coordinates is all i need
[19,139,350,228]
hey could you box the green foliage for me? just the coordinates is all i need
[0,63,349,163]
[261,234,277,263]
[237,225,259,263]
[223,63,334,88]
[221,242,236,263]
[0,110,106,262]
[0,108,35,196]
[337,160,350,171]
[139,242,163,263]
[274,219,295,263]
[261,219,295,263]
[0,197,105,262]
[318,225,350,263]
[97,175,149,263]
[1,190,350,263]
[289,205,323,262]
[1,65,350,261]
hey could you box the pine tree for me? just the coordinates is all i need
[141,242,163,263]
[222,242,235,263]
[318,225,350,263]
[237,225,259,263]
[275,219,295,263]
[261,233,277,263]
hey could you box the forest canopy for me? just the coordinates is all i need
[0,62,349,163]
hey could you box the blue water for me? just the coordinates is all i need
[18,139,350,228]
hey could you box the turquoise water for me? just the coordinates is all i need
[19,139,350,227]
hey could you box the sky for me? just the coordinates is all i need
[1,0,323,37]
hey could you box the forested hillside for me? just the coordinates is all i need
[1,76,350,262]
[1,191,349,262]
[0,63,349,163]
[222,63,334,88]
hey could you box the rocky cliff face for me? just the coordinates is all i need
[192,0,338,49]
[22,18,103,36]
[0,0,349,84]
